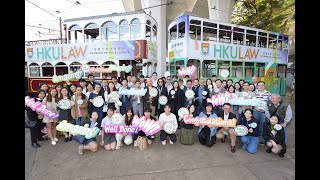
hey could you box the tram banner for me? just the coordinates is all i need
[25,41,150,62]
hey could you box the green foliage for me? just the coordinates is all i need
[231,0,295,35]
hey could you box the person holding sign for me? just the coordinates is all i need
[198,103,218,147]
[263,115,286,158]
[156,78,168,117]
[105,82,120,113]
[180,104,196,145]
[57,87,74,142]
[215,103,238,153]
[119,79,131,115]
[237,82,256,123]
[115,107,134,149]
[88,84,105,128]
[211,79,226,115]
[237,108,260,154]
[71,86,89,127]
[168,81,185,129]
[130,81,144,117]
[100,108,117,151]
[42,88,59,145]
[183,80,196,107]
[159,104,178,145]
[194,79,210,116]
[143,78,158,117]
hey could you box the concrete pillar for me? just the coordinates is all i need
[208,0,235,23]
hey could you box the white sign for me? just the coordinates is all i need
[220,69,229,78]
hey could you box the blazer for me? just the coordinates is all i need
[263,120,286,154]
[183,87,196,107]
[168,88,185,112]
[143,86,159,107]
[194,86,210,108]
[156,86,168,109]
[71,95,89,119]
[217,111,237,120]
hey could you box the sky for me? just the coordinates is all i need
[25,0,126,41]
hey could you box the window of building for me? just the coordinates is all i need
[55,62,68,75]
[84,23,99,43]
[268,34,277,49]
[203,60,216,77]
[246,30,256,47]
[169,24,177,41]
[29,63,40,77]
[258,32,267,48]
[70,61,82,73]
[102,21,118,41]
[146,20,152,41]
[219,24,232,43]
[130,18,141,39]
[218,61,230,76]
[232,27,244,45]
[178,21,185,38]
[68,24,83,43]
[42,62,54,77]
[119,20,129,40]
[85,61,100,77]
[152,25,157,41]
[203,21,217,41]
[278,35,283,50]
[101,61,117,78]
[256,63,265,77]
[189,19,201,40]
[244,62,254,77]
[231,62,243,77]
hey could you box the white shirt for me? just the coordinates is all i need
[152,79,158,87]
[223,113,229,120]
[158,113,178,133]
[82,87,87,94]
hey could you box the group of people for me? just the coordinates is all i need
[26,72,292,158]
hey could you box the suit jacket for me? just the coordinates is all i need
[217,111,237,120]
[183,87,196,107]
[156,86,168,112]
[168,88,185,112]
[143,86,159,107]
[195,86,210,108]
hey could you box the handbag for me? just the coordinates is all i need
[25,120,36,128]
[137,136,148,150]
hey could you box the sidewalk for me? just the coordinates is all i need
[25,91,295,180]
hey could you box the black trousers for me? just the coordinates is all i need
[132,130,155,141]
[28,117,42,144]
[160,130,177,142]
[173,110,181,128]
[198,126,216,147]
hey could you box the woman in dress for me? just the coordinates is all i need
[105,81,120,113]
[100,108,117,151]
[168,81,185,129]
[42,88,59,145]
[180,104,196,145]
[57,87,74,142]
[115,107,134,149]
[88,84,105,128]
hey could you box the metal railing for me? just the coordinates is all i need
[25,38,67,46]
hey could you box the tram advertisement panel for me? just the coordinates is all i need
[188,40,288,64]
[25,41,149,62]
[28,78,80,92]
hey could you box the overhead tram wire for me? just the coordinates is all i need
[26,0,59,18]
[25,25,60,32]
[64,0,105,14]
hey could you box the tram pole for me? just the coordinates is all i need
[59,17,62,44]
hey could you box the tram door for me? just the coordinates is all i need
[277,64,287,96]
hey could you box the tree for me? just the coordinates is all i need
[231,0,295,35]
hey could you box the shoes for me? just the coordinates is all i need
[31,143,41,148]
[279,153,284,158]
[133,140,138,147]
[38,137,47,141]
[162,140,166,145]
[64,138,69,142]
[54,137,59,142]
[266,148,272,153]
[115,145,120,150]
[51,140,56,145]
[221,135,226,143]
[231,146,236,153]
[169,140,174,144]
[147,139,152,145]
[78,145,84,155]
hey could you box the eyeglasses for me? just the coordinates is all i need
[166,79,171,80]
[158,81,163,83]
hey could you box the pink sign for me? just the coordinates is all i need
[206,92,232,107]
[178,65,197,77]
[131,115,161,135]
[183,114,237,128]
[104,125,139,134]
[25,96,59,119]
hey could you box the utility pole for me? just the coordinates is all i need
[59,17,62,44]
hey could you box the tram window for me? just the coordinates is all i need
[102,21,118,41]
[55,62,68,75]
[232,62,243,77]
[29,63,40,77]
[283,36,289,50]
[42,62,54,77]
[278,35,283,50]
[131,19,141,39]
[189,25,201,40]
[219,25,232,44]
[25,62,28,77]
[169,25,177,41]
[246,30,256,47]
[256,63,265,77]
[178,22,185,38]
[218,61,230,76]
[70,61,82,73]
[277,64,287,78]
[169,61,175,76]
[233,27,244,45]
[203,27,217,41]
[203,60,216,77]
[68,24,83,44]
[258,32,268,48]
[146,20,152,41]
[268,34,277,49]
[152,25,157,41]
[245,62,254,77]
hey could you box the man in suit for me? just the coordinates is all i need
[156,78,168,117]
[195,79,210,116]
[215,103,238,153]
[142,78,159,117]
[183,80,196,107]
